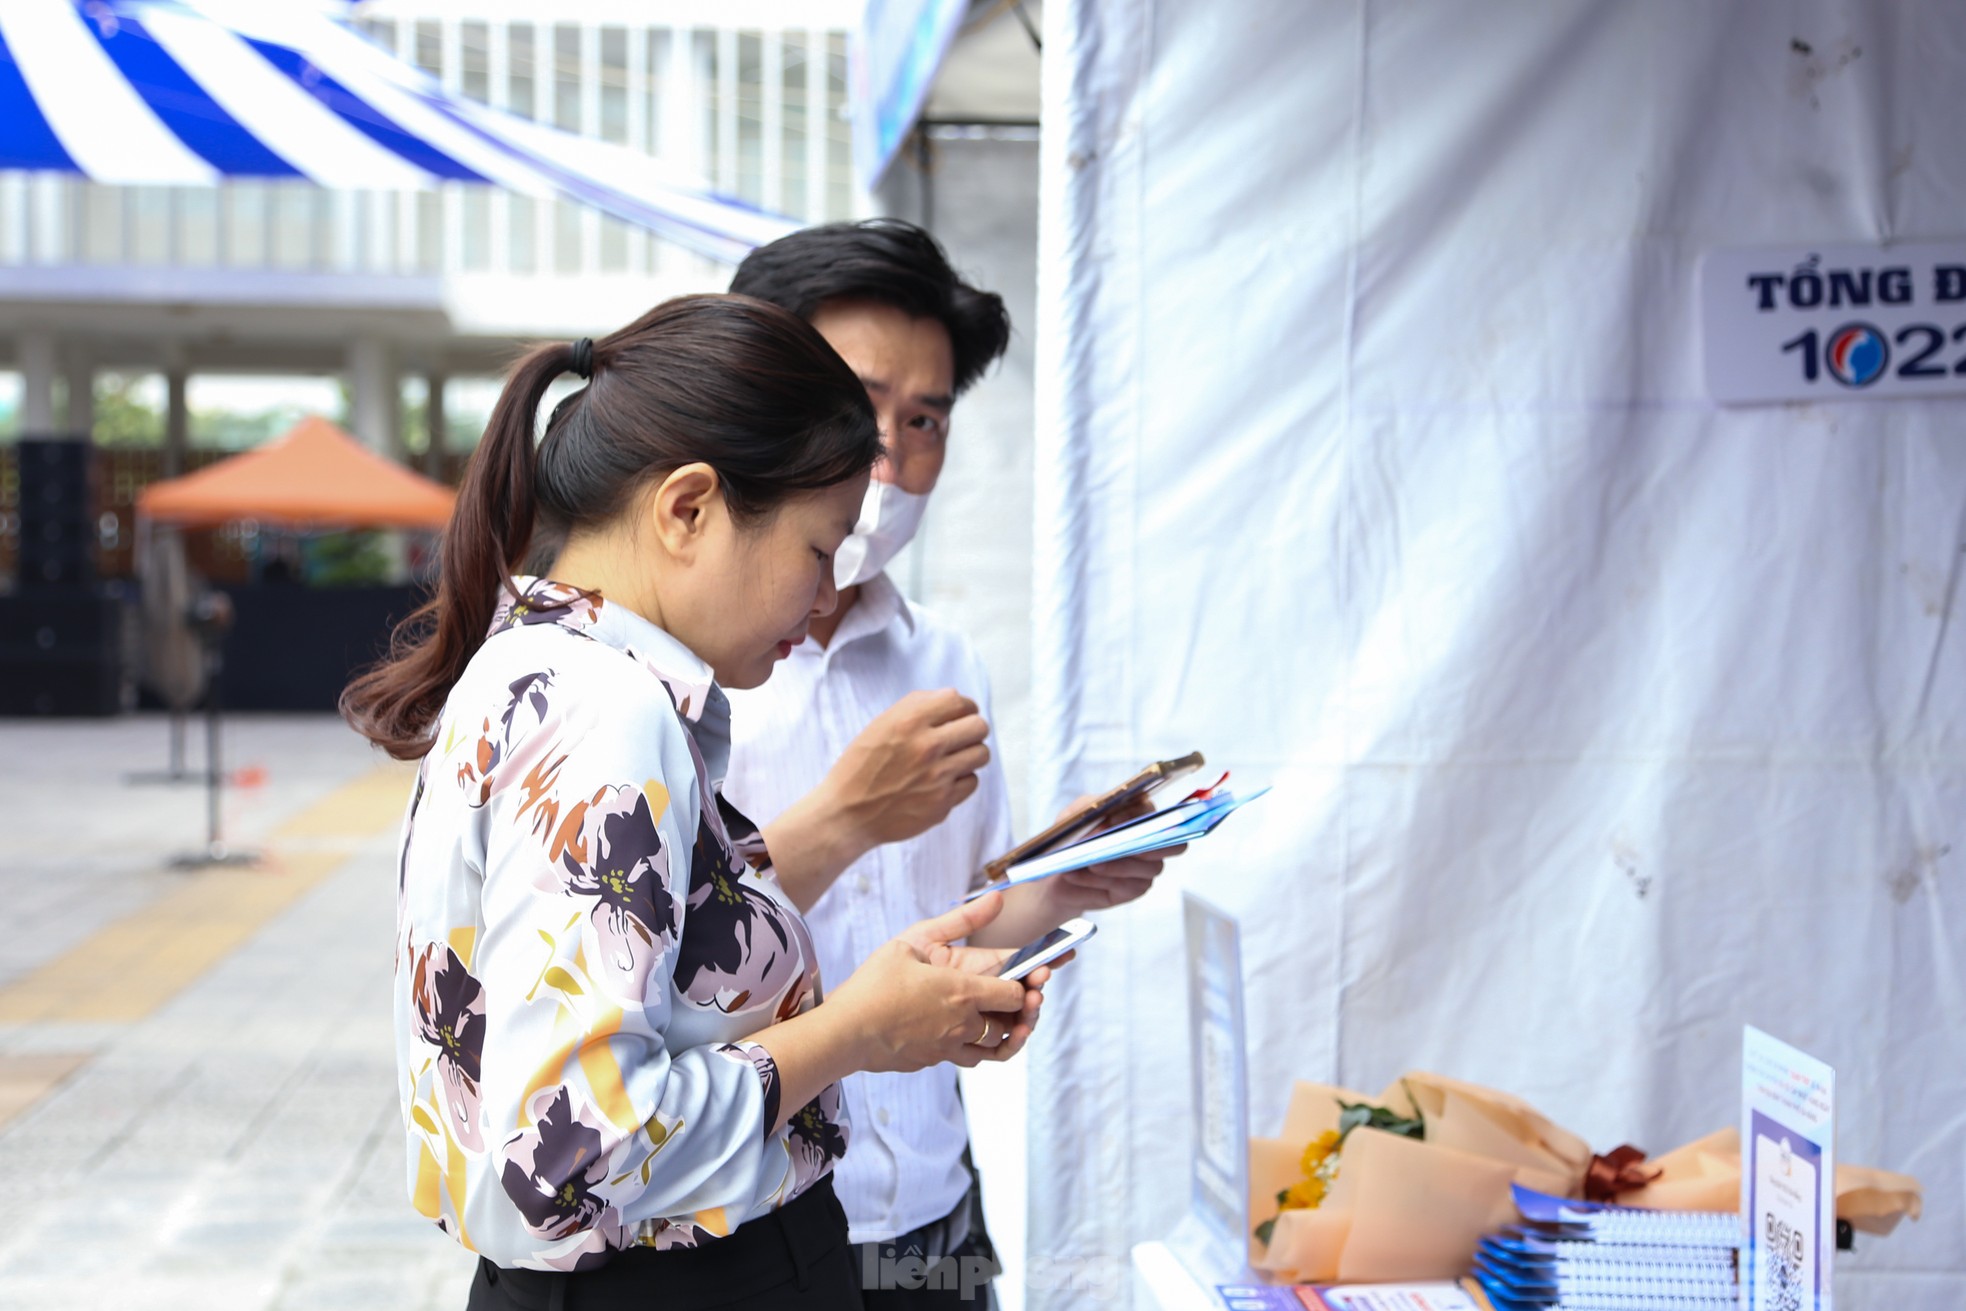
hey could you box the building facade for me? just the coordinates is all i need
[0,0,867,470]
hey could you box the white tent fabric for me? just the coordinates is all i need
[1027,3,1965,1309]
[0,0,796,261]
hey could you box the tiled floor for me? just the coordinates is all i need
[0,712,1034,1311]
[0,714,475,1310]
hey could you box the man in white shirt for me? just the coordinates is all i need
[722,220,1174,1309]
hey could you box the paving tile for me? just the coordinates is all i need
[0,715,462,1310]
[0,1051,91,1129]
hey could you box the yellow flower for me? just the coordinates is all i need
[1300,1129,1342,1178]
[1280,1176,1326,1211]
[1276,1130,1345,1214]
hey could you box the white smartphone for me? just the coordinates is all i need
[995,918,1097,981]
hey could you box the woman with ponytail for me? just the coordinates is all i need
[344,296,1050,1309]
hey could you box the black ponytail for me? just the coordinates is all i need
[341,341,576,759]
[343,295,879,760]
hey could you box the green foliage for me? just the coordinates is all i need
[1334,1094,1425,1144]
[93,374,164,447]
[304,531,393,587]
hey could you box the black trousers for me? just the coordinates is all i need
[465,1176,861,1310]
[852,1172,1000,1311]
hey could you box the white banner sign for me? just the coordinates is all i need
[1701,241,1966,403]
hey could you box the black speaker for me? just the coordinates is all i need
[0,593,119,652]
[16,435,92,478]
[15,436,98,590]
[0,655,124,716]
[16,437,94,512]
[17,546,95,589]
[0,594,128,716]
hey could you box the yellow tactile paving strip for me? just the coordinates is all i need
[0,761,413,1125]
[0,1052,90,1127]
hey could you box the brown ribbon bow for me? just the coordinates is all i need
[1584,1143,1663,1203]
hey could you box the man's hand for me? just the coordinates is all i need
[821,688,992,847]
[763,688,991,912]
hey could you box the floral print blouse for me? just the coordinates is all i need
[394,577,848,1271]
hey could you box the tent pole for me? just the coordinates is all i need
[169,607,258,869]
[205,658,221,851]
[164,362,189,479]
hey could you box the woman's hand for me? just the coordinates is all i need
[824,892,1051,1073]
[1043,844,1184,913]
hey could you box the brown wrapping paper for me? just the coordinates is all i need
[1249,1077,1590,1283]
[1616,1127,1925,1235]
[1391,1072,1595,1201]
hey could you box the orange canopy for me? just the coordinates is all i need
[137,416,455,530]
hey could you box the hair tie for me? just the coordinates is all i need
[568,337,594,379]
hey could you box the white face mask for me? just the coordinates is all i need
[833,479,929,589]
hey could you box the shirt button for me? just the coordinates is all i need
[855,875,871,895]
[877,1107,891,1127]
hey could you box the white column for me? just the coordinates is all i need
[580,23,601,274]
[165,362,190,477]
[665,28,703,175]
[424,372,448,479]
[19,332,57,435]
[534,29,552,275]
[348,337,402,457]
[396,19,420,271]
[804,26,827,221]
[626,23,647,153]
[62,347,94,439]
[442,17,464,275]
[367,189,394,270]
[762,31,784,213]
[661,25,705,279]
[0,175,26,264]
[626,22,650,276]
[32,176,66,262]
[333,190,361,271]
[716,28,738,195]
[488,20,512,276]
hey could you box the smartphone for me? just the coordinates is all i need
[995,918,1097,981]
[981,752,1205,883]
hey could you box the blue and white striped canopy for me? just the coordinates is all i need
[0,0,797,263]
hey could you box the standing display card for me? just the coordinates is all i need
[1173,892,1252,1282]
[1741,1026,1836,1311]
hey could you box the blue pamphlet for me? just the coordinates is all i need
[960,787,1268,903]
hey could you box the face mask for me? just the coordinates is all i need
[834,479,929,589]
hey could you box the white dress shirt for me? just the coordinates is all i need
[723,572,1015,1246]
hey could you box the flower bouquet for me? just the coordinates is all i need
[1248,1072,1594,1284]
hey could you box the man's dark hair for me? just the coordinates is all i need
[730,219,1011,395]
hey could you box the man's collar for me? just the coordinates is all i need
[824,571,916,652]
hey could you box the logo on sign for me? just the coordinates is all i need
[1823,323,1888,387]
[1703,242,1966,404]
